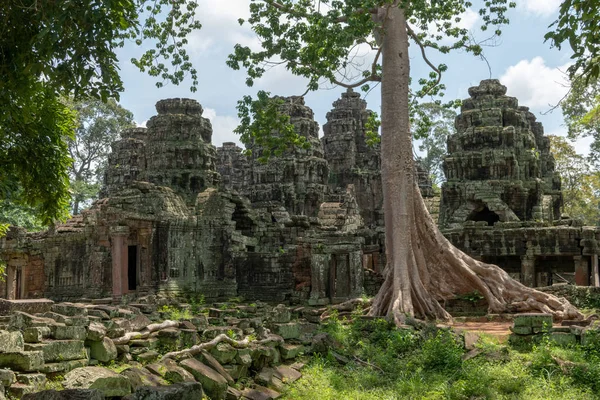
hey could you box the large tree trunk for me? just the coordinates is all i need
[370,4,582,324]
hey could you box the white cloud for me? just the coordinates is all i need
[203,108,242,147]
[519,0,561,17]
[135,120,147,128]
[186,0,256,55]
[499,57,570,110]
[457,9,479,31]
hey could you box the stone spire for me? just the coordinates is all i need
[100,127,147,198]
[322,89,382,226]
[439,79,562,228]
[144,98,220,205]
[246,96,329,216]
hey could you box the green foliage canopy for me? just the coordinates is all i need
[0,0,201,229]
[546,0,600,82]
[227,0,514,153]
[549,135,600,225]
[65,98,135,214]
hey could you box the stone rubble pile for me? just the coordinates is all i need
[0,298,328,400]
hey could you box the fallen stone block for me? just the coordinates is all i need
[9,312,56,330]
[210,342,237,365]
[147,360,196,384]
[272,323,300,340]
[0,331,24,353]
[0,369,16,386]
[0,351,44,371]
[25,340,87,362]
[87,322,107,342]
[22,389,105,400]
[120,366,168,390]
[88,337,118,362]
[23,327,52,344]
[0,299,54,316]
[197,350,234,384]
[63,366,132,397]
[39,359,88,374]
[180,358,228,400]
[51,303,88,317]
[241,385,281,400]
[279,343,303,360]
[52,325,87,341]
[124,382,203,400]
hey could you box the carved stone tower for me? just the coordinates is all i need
[144,98,220,205]
[440,79,562,228]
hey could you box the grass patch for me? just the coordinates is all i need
[283,317,600,400]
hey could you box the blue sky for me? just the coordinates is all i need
[115,0,589,152]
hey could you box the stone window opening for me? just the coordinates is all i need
[467,205,500,226]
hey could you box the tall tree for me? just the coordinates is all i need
[549,135,600,225]
[412,102,456,186]
[0,0,201,228]
[229,0,581,322]
[66,99,135,214]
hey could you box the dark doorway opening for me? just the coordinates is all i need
[128,245,137,291]
[467,206,500,226]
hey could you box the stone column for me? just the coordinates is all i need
[592,254,599,287]
[309,253,330,306]
[5,266,16,300]
[110,227,129,301]
[520,256,536,287]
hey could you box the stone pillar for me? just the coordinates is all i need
[309,253,330,306]
[110,227,129,301]
[520,256,536,287]
[5,266,16,300]
[592,254,599,287]
[574,256,590,286]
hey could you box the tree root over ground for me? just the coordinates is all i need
[160,334,284,362]
[369,181,584,325]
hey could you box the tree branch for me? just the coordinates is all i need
[406,23,442,99]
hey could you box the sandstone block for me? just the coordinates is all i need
[63,366,132,397]
[0,351,44,372]
[124,382,203,400]
[22,389,104,400]
[180,358,228,400]
[120,366,168,390]
[88,337,118,363]
[25,340,87,362]
[0,331,24,353]
[52,326,87,341]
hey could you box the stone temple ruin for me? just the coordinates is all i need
[1,79,600,306]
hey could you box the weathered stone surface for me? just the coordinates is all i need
[209,343,237,365]
[241,385,281,400]
[0,369,16,386]
[52,326,87,341]
[279,343,304,360]
[124,382,203,400]
[22,389,105,400]
[51,303,88,317]
[23,327,51,344]
[180,358,228,400]
[87,322,107,342]
[120,366,168,390]
[0,351,44,371]
[39,359,88,374]
[25,340,87,362]
[0,331,24,353]
[88,337,118,362]
[0,299,54,316]
[63,367,132,397]
[197,350,234,384]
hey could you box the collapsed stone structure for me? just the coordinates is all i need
[440,80,600,287]
[1,80,599,307]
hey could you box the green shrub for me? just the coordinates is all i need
[420,330,464,372]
